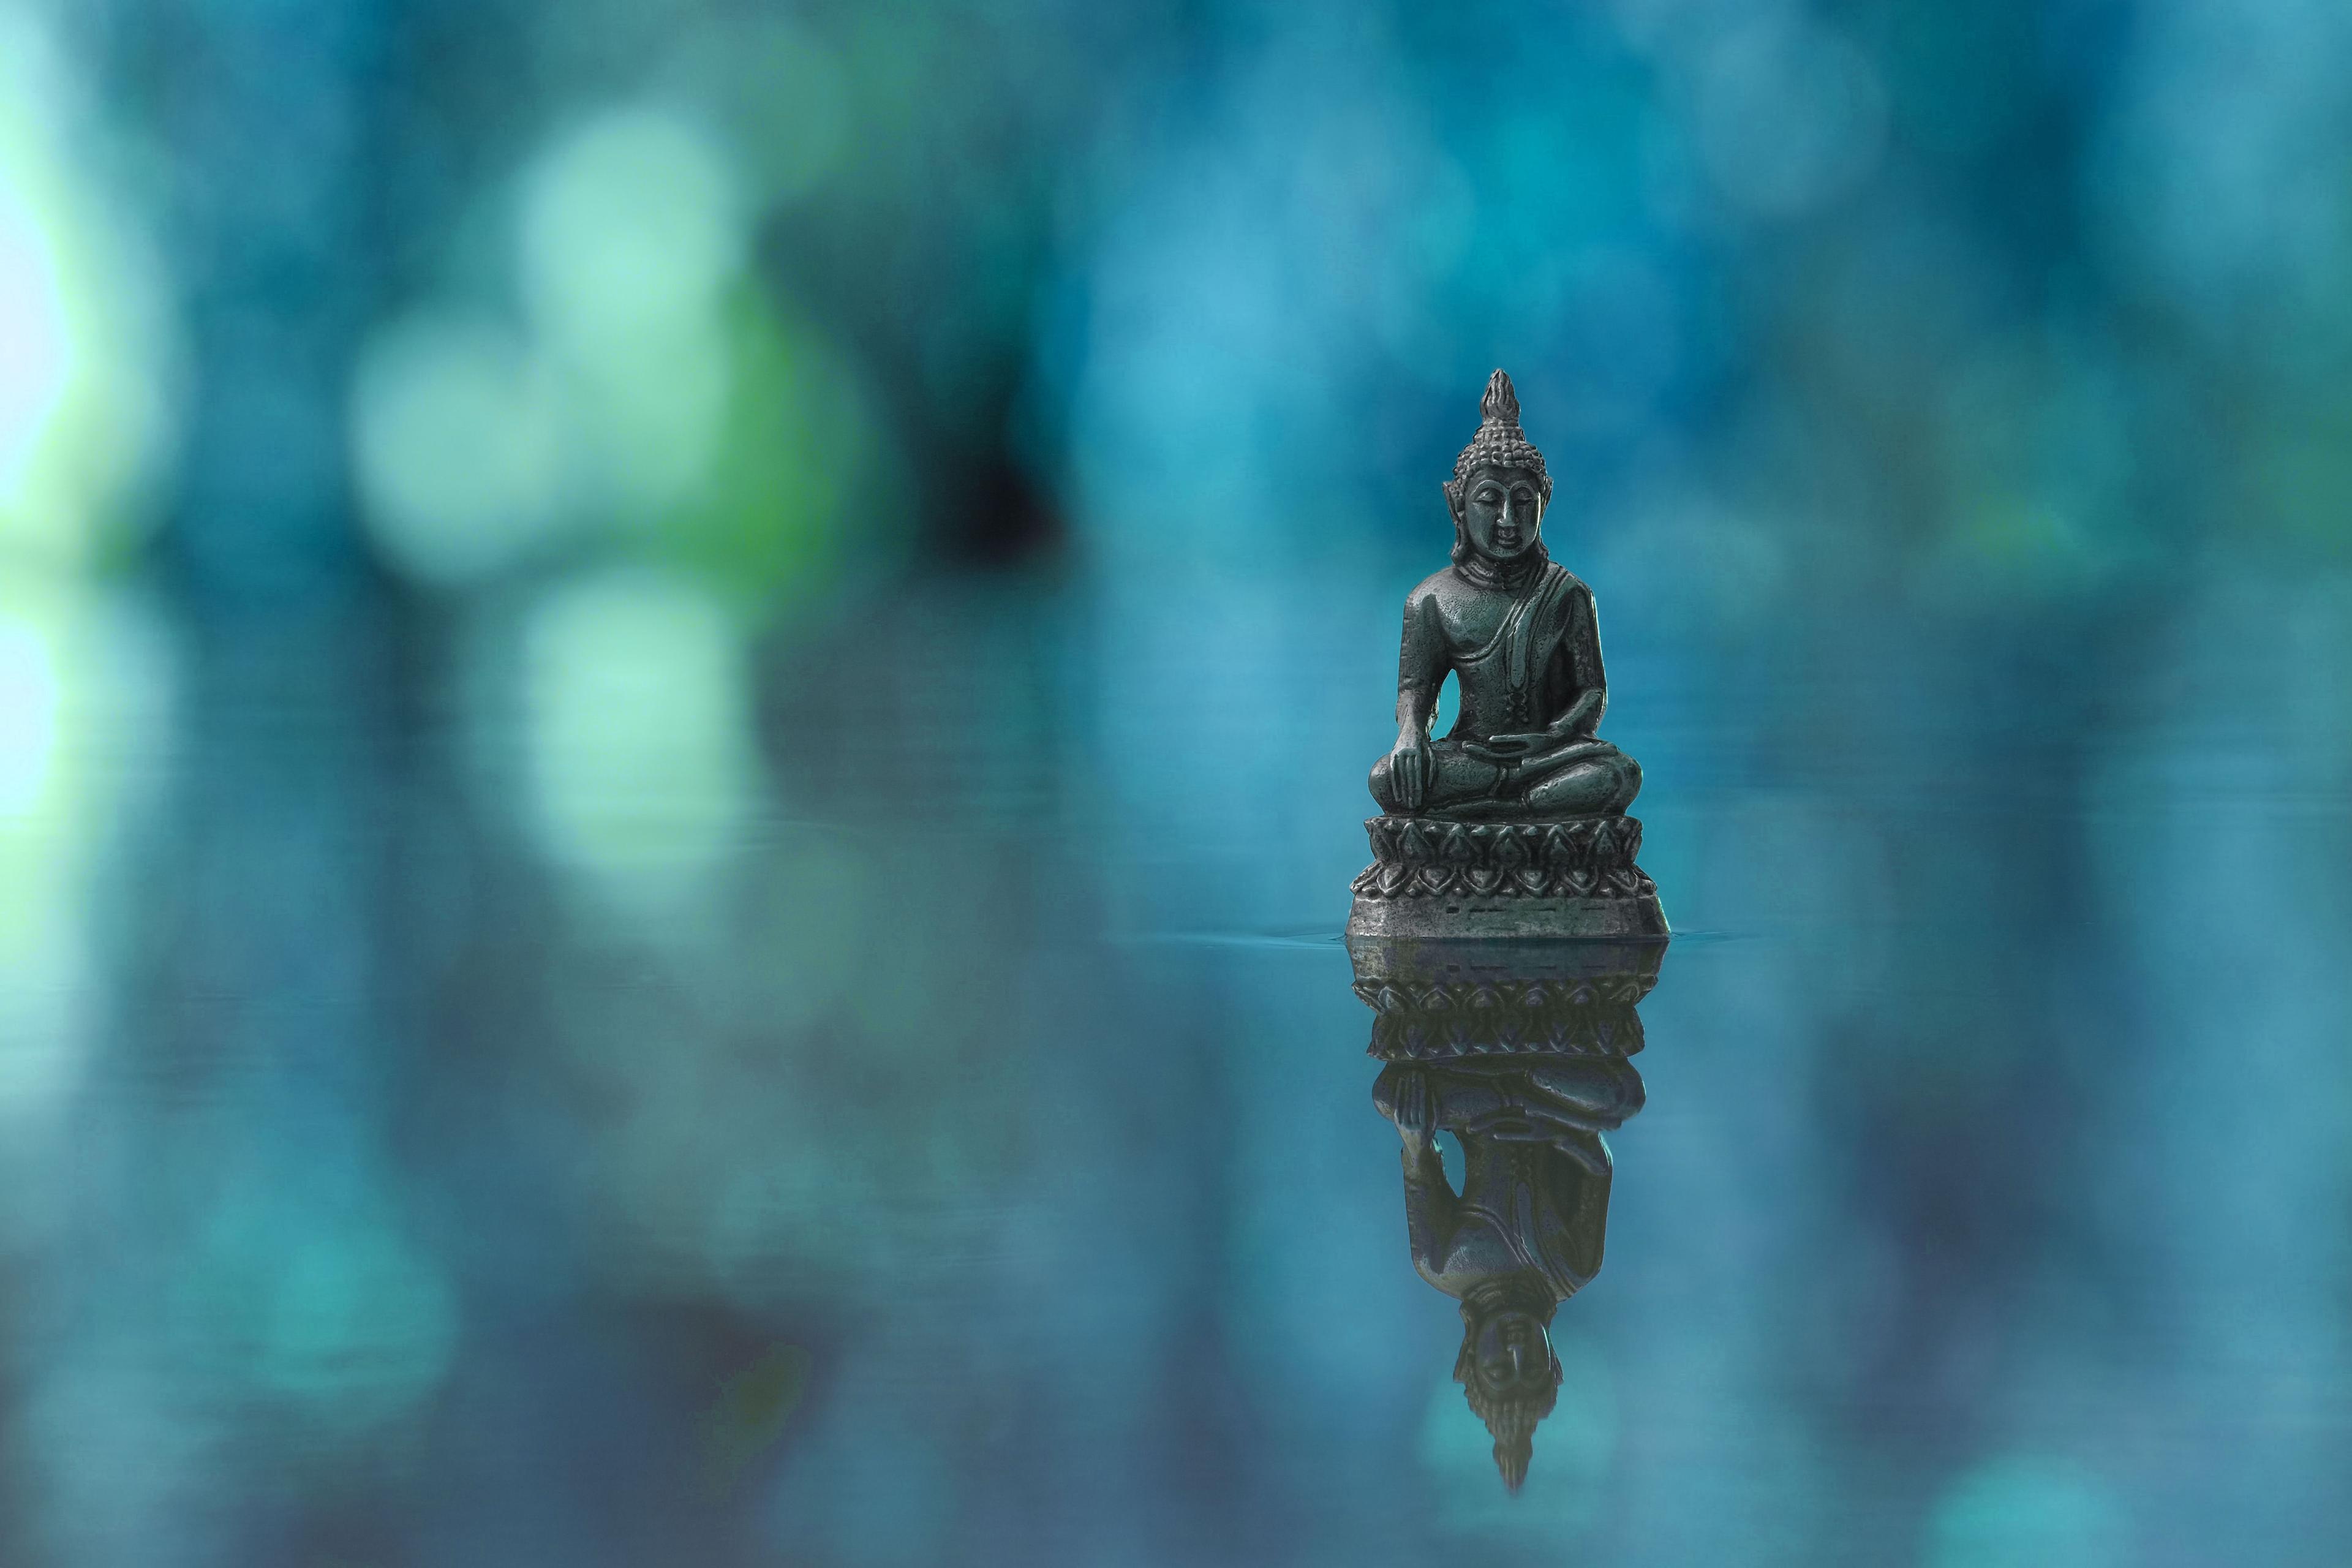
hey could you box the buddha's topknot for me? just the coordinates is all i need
[1446,369,1553,507]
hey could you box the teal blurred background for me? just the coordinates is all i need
[6,0,2352,1562]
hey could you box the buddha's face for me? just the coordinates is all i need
[1471,1309,1555,1395]
[1458,464,1544,561]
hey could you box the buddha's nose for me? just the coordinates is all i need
[1508,1343,1526,1377]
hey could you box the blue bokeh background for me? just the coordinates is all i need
[4,1,2352,1563]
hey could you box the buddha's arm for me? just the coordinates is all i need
[1387,1067,1460,1278]
[1401,1141,1461,1281]
[1395,687,1436,744]
[1544,586,1608,739]
[1385,593,1447,808]
[1544,675,1602,741]
[1394,591,1444,736]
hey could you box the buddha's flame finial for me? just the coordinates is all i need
[1496,1433,1533,1493]
[1446,368,1551,512]
[1480,368,1521,430]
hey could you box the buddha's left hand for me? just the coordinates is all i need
[1460,731,1550,762]
[1489,1118,1613,1175]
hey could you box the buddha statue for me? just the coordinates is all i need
[1349,371,1665,939]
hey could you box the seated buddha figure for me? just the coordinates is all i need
[1370,371,1642,821]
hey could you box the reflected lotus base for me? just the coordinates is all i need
[1348,935,1665,1058]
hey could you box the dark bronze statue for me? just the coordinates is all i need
[1349,371,1665,939]
[1354,935,1658,1491]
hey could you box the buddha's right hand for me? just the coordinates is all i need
[1390,1069,1434,1150]
[1389,731,1431,810]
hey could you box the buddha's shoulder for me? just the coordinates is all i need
[1406,567,1483,612]
[1404,567,1457,604]
[1539,566,1597,616]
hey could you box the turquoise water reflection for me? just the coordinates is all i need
[11,561,2352,1566]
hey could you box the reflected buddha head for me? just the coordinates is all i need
[1455,1280,1564,1492]
[1444,369,1554,568]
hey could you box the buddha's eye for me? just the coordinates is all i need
[1513,488,1534,504]
[1477,488,1501,503]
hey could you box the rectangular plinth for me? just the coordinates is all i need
[1346,890,1668,941]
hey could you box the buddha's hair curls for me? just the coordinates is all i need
[1445,369,1553,568]
[1444,369,1554,510]
[1453,1300,1564,1494]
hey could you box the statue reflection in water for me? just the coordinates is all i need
[1352,938,1660,1490]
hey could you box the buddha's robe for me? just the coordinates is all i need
[1401,560,1602,741]
[1371,558,1642,817]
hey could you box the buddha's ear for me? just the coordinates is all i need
[1442,480,1465,527]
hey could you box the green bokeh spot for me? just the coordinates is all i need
[658,285,898,622]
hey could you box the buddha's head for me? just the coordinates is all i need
[1444,369,1554,569]
[1454,1280,1564,1491]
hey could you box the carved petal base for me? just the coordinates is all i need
[1347,935,1666,1060]
[1345,814,1668,940]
